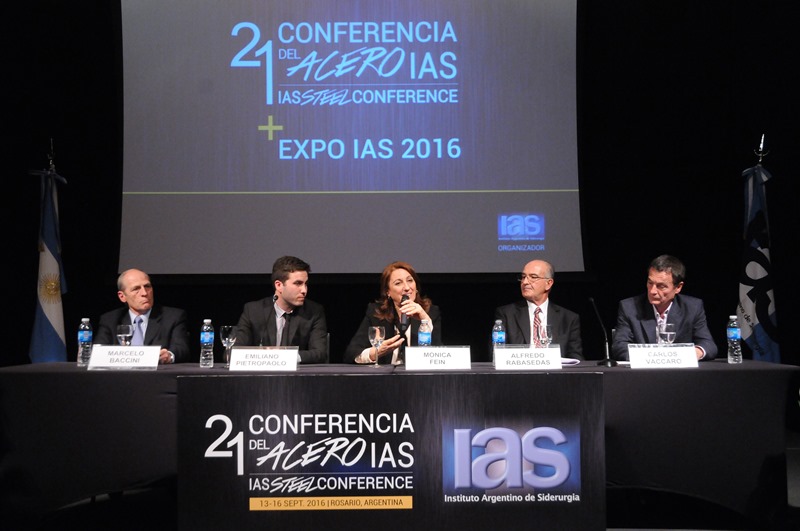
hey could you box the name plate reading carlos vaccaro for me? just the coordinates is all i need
[229,346,299,371]
[627,343,698,369]
[404,346,471,371]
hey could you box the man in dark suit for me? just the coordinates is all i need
[494,260,583,360]
[611,254,718,361]
[95,268,190,363]
[235,256,328,364]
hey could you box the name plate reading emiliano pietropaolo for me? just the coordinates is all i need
[494,345,562,370]
[627,343,698,369]
[404,346,471,371]
[88,345,160,370]
[228,346,299,371]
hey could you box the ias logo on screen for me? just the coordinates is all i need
[498,214,545,241]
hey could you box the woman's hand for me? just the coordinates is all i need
[399,297,429,322]
[376,333,405,359]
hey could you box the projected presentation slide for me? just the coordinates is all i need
[120,0,581,274]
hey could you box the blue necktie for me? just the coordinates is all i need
[132,316,144,346]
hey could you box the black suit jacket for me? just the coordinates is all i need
[611,293,718,361]
[95,305,191,363]
[493,300,584,360]
[344,302,442,364]
[235,298,328,364]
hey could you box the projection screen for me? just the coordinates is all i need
[120,0,582,274]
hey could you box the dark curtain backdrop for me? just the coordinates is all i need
[8,1,800,368]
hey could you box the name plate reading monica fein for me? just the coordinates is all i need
[404,346,471,371]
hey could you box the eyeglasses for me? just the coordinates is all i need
[517,274,551,283]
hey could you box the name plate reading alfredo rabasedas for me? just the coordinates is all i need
[494,345,562,370]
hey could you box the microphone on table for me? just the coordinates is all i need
[399,294,410,333]
[589,297,617,367]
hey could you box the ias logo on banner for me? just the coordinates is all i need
[498,214,545,241]
[442,424,580,495]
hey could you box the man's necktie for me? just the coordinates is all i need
[132,316,144,346]
[279,313,291,346]
[533,307,542,347]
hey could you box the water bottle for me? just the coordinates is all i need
[492,319,506,345]
[199,319,214,368]
[77,317,93,367]
[726,315,742,364]
[418,319,432,346]
[492,319,506,364]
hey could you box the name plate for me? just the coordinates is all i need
[88,345,160,370]
[494,345,562,370]
[628,343,698,369]
[404,346,471,371]
[229,346,298,371]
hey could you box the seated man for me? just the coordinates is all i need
[95,268,190,363]
[235,255,328,363]
[494,259,583,360]
[611,254,718,361]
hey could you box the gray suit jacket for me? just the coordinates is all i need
[235,297,328,363]
[611,293,718,361]
[493,300,583,360]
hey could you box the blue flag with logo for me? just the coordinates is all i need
[29,169,68,363]
[736,163,780,363]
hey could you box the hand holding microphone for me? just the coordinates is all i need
[399,294,410,331]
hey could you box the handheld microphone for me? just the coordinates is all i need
[589,297,617,367]
[399,294,410,331]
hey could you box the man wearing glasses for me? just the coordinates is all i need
[494,259,584,360]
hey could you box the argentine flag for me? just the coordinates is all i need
[29,170,68,363]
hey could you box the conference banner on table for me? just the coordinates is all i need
[119,0,583,274]
[177,372,605,529]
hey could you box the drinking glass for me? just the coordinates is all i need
[116,324,133,346]
[658,323,676,345]
[539,324,553,348]
[220,325,236,368]
[368,326,385,367]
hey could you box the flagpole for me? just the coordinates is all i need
[754,133,769,162]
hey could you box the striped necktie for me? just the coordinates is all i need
[533,307,542,347]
